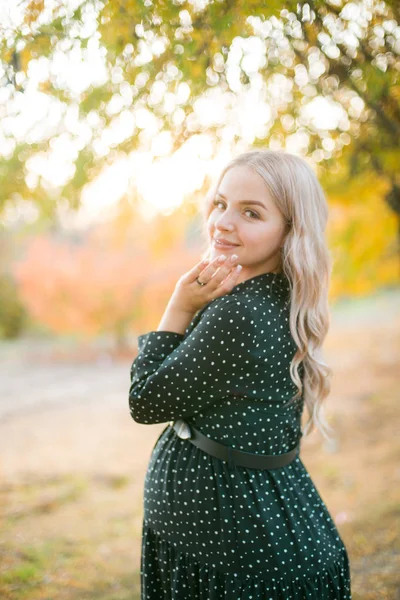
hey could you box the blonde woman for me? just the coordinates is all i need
[129,149,352,598]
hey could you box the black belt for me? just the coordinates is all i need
[170,419,299,470]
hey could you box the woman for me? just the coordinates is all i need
[129,149,352,599]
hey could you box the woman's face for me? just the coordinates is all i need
[206,164,288,282]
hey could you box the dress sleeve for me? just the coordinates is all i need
[128,297,257,424]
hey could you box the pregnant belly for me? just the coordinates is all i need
[143,426,237,565]
[141,426,346,577]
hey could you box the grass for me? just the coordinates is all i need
[0,474,142,600]
[2,476,88,524]
[343,500,400,599]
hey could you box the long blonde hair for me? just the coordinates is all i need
[200,149,334,442]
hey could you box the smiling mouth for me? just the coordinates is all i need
[213,239,239,247]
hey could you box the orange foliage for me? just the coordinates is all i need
[12,220,205,341]
[13,232,149,338]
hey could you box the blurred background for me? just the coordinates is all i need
[0,1,399,598]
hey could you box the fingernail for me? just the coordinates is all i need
[217,254,226,261]
[236,264,242,271]
[230,254,238,262]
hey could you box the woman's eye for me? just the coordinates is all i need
[213,199,224,209]
[212,199,259,219]
[244,209,259,219]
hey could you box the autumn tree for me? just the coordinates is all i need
[0,1,399,227]
[12,212,204,343]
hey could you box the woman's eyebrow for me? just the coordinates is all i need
[216,192,268,211]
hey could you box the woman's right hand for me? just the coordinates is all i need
[169,254,243,315]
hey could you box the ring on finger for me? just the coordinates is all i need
[196,276,207,286]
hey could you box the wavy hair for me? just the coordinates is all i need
[199,149,334,442]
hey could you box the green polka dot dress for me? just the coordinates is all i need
[129,271,352,599]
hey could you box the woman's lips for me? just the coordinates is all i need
[213,238,239,249]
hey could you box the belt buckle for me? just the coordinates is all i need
[173,419,192,440]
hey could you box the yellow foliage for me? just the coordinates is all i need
[19,48,32,73]
[327,174,399,300]
[190,62,206,80]
[24,0,45,26]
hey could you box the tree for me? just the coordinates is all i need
[11,212,204,344]
[0,0,399,245]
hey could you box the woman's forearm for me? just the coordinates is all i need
[157,302,195,335]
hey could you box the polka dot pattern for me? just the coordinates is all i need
[129,272,352,598]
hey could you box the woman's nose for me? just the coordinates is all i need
[215,210,235,230]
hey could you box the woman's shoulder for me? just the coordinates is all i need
[197,294,251,322]
[207,290,266,313]
[185,294,256,337]
[188,274,291,336]
[201,287,288,320]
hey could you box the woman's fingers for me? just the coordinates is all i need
[217,263,242,295]
[200,254,242,293]
[185,254,242,295]
[184,258,211,283]
[186,255,225,284]
[174,255,242,314]
[208,254,239,284]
